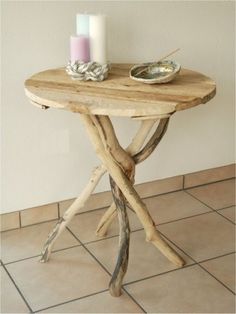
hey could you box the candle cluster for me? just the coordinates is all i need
[70,14,107,64]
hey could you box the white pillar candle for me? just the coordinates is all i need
[89,15,107,64]
[76,14,90,36]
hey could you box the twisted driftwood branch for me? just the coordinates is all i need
[133,118,169,164]
[39,119,155,263]
[81,114,185,295]
[39,165,106,262]
[109,177,130,296]
[91,115,135,297]
[96,118,169,237]
[96,119,156,236]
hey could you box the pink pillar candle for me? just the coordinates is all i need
[70,35,90,62]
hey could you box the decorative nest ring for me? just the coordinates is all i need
[66,61,110,81]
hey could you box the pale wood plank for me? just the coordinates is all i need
[25,64,216,117]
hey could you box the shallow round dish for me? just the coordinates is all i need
[129,60,181,84]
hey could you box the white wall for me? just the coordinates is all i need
[1,0,235,213]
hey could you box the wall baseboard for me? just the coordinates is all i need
[1,164,235,232]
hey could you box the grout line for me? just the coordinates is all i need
[66,204,114,217]
[57,203,60,218]
[124,263,196,288]
[183,190,214,210]
[66,227,113,276]
[19,211,22,228]
[4,209,231,266]
[0,189,180,233]
[58,187,182,219]
[195,251,236,264]
[2,263,34,313]
[65,227,146,312]
[56,175,235,215]
[182,175,185,190]
[217,204,236,211]
[4,220,235,267]
[0,218,60,233]
[213,209,235,225]
[4,239,234,310]
[15,188,235,235]
[4,254,43,265]
[34,289,109,313]
[80,233,120,246]
[143,188,182,200]
[185,190,235,225]
[0,226,21,233]
[0,205,215,237]
[198,264,236,295]
[59,176,235,216]
[82,209,214,247]
[124,248,236,297]
[4,244,82,266]
[2,191,235,266]
[2,227,235,310]
[79,210,221,247]
[70,225,235,304]
[122,287,147,313]
[158,231,236,295]
[155,210,213,227]
[2,207,233,266]
[0,211,215,265]
[184,176,235,190]
[2,176,235,234]
[0,189,193,233]
[184,189,235,216]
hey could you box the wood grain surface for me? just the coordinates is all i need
[25,64,216,117]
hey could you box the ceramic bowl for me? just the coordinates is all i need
[129,60,181,84]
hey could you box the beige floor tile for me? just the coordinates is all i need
[68,190,211,244]
[200,253,235,293]
[40,290,144,313]
[135,175,183,198]
[125,265,235,313]
[1,220,79,264]
[184,164,235,188]
[218,206,235,223]
[21,203,59,227]
[86,229,193,284]
[187,179,235,210]
[68,207,141,243]
[0,266,29,313]
[6,246,110,312]
[59,177,183,218]
[0,211,20,232]
[145,190,211,225]
[59,191,113,217]
[159,212,235,262]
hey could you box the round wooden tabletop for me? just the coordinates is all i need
[24,64,216,118]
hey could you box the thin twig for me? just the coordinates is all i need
[135,48,180,77]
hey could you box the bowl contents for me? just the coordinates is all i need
[130,60,181,84]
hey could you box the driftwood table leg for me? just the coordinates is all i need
[39,164,106,262]
[109,177,130,296]
[81,114,185,296]
[96,119,156,237]
[96,118,170,237]
[39,119,156,262]
[90,115,135,296]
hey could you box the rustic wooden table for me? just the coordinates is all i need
[25,64,216,297]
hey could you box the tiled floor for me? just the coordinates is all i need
[0,179,235,313]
